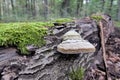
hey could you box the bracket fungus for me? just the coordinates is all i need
[57,30,96,54]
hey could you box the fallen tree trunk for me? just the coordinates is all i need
[0,14,115,80]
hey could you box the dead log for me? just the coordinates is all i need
[0,14,114,80]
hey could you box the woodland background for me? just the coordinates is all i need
[0,0,120,22]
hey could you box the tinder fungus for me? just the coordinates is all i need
[57,30,96,54]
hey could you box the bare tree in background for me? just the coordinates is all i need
[0,0,1,20]
[101,0,105,11]
[42,0,48,19]
[117,0,120,21]
[60,0,70,17]
[108,0,113,13]
[76,0,83,16]
[10,0,15,14]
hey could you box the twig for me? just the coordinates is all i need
[99,21,109,80]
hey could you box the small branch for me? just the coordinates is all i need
[99,21,109,79]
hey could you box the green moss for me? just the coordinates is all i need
[29,22,54,28]
[54,18,73,24]
[91,14,103,22]
[69,67,85,80]
[0,22,48,54]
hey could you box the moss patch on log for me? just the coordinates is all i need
[54,18,73,24]
[0,22,48,55]
[90,14,103,22]
[0,18,73,55]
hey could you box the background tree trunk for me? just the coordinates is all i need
[32,0,37,18]
[108,0,113,13]
[76,0,83,16]
[60,0,70,17]
[10,0,15,14]
[42,0,48,20]
[0,0,1,20]
[117,0,120,21]
[101,0,105,12]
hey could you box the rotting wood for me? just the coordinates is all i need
[0,15,115,80]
